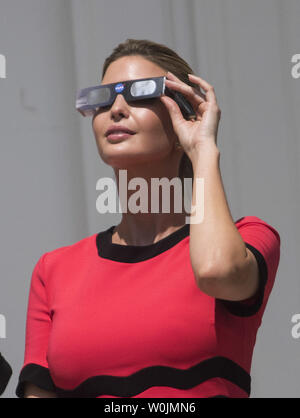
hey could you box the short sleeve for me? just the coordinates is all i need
[15,253,56,397]
[218,216,281,318]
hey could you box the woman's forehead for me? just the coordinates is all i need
[102,56,167,85]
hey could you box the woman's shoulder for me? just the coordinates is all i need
[234,215,281,244]
[235,215,268,225]
[40,232,99,267]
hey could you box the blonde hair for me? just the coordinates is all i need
[102,38,197,185]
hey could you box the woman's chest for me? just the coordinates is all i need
[46,259,217,390]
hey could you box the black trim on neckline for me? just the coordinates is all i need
[96,224,190,263]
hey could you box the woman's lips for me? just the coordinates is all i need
[106,132,135,142]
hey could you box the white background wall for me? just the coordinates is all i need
[0,0,299,397]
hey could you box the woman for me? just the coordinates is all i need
[16,39,280,398]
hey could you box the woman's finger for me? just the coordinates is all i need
[160,95,186,127]
[165,79,206,107]
[188,74,218,104]
[166,72,206,101]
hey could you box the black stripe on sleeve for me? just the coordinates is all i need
[217,243,268,317]
[15,363,56,398]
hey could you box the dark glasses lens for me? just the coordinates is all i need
[130,79,157,97]
[87,87,111,106]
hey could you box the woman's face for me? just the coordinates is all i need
[92,55,181,169]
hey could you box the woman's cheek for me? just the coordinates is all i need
[137,109,167,137]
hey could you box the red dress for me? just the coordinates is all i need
[16,216,280,398]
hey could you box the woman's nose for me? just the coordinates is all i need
[110,94,130,120]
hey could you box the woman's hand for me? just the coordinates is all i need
[160,71,221,159]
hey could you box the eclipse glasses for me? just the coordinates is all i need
[76,76,196,120]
